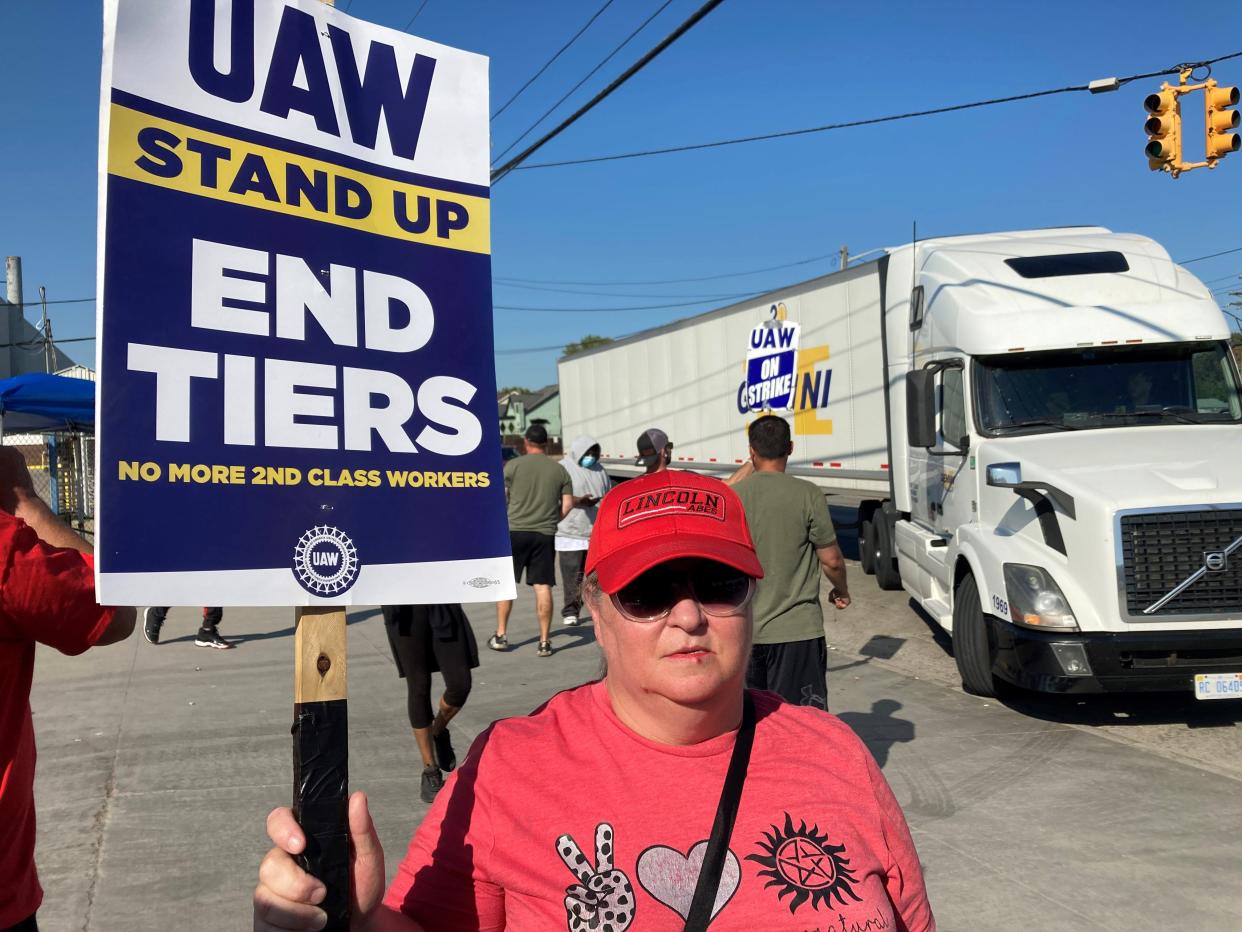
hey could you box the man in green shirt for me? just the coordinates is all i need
[492,425,575,657]
[727,415,850,708]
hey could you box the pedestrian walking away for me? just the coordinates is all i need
[382,604,478,804]
[0,448,135,930]
[634,426,673,473]
[727,414,850,709]
[142,606,232,649]
[253,469,934,931]
[492,424,573,657]
[555,435,611,626]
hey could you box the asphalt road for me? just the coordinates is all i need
[824,495,1242,783]
[25,521,1242,931]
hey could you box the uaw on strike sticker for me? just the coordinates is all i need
[740,303,801,413]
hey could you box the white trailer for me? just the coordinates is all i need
[559,227,1242,698]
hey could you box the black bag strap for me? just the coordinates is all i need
[684,692,756,932]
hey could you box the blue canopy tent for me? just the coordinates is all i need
[0,373,95,521]
[0,372,95,435]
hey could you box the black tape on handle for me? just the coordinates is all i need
[292,699,350,931]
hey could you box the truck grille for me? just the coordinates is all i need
[1119,509,1242,616]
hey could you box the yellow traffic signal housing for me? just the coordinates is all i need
[1144,89,1181,172]
[1205,83,1240,161]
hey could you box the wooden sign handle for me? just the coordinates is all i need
[292,606,350,930]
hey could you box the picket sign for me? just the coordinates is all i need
[97,2,510,924]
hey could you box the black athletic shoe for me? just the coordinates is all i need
[537,640,554,658]
[420,765,444,803]
[143,608,163,645]
[194,627,235,649]
[434,728,456,773]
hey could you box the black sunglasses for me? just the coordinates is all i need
[611,559,755,622]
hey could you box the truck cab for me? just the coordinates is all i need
[883,228,1242,696]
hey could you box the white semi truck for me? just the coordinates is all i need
[558,227,1242,699]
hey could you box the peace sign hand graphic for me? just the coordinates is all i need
[557,822,636,931]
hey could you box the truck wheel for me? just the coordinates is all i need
[953,574,997,697]
[859,516,876,575]
[873,513,902,591]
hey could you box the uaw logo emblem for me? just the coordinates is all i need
[617,488,726,528]
[293,525,360,596]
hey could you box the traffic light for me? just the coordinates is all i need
[1206,82,1240,161]
[1144,88,1181,171]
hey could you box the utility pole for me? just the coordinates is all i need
[39,286,54,374]
[5,256,23,379]
[839,245,849,271]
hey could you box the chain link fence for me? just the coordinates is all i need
[2,431,95,541]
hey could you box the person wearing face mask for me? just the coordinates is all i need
[555,436,612,626]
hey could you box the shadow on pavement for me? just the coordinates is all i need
[505,623,598,654]
[907,599,955,658]
[837,699,917,768]
[162,607,382,646]
[1000,689,1242,730]
[907,599,1242,730]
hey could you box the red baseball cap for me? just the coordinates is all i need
[586,470,764,593]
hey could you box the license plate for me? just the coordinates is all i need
[1194,672,1242,700]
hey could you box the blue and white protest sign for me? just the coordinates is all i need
[741,303,801,412]
[96,0,514,606]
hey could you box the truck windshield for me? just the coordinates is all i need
[975,341,1242,435]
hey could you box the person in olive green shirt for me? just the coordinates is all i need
[492,424,576,657]
[726,415,850,708]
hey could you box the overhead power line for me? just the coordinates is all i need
[495,249,843,286]
[495,291,761,313]
[402,0,432,31]
[494,281,766,299]
[490,0,728,184]
[491,0,677,167]
[0,335,94,349]
[1178,245,1242,265]
[491,0,617,122]
[0,297,96,310]
[23,242,1242,332]
[507,49,1242,172]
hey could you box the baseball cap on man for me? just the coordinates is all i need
[586,470,764,593]
[634,428,671,467]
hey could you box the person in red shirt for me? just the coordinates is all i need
[254,470,935,932]
[0,448,135,932]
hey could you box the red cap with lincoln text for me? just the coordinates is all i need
[586,471,764,593]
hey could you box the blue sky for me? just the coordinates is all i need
[4,0,1241,391]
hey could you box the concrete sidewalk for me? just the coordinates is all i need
[29,589,1242,930]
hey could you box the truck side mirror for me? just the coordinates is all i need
[907,370,936,447]
[986,462,1022,487]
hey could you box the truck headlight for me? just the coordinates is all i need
[1003,564,1079,631]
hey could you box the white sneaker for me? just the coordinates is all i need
[562,615,579,626]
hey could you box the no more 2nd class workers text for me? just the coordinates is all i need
[117,462,492,488]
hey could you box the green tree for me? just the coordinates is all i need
[497,386,532,395]
[563,334,614,357]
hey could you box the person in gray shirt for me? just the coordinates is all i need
[491,425,574,657]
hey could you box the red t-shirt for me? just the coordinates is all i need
[385,682,934,931]
[0,515,114,927]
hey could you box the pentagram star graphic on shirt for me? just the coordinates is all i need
[778,838,835,888]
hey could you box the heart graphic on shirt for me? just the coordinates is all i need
[635,842,740,922]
